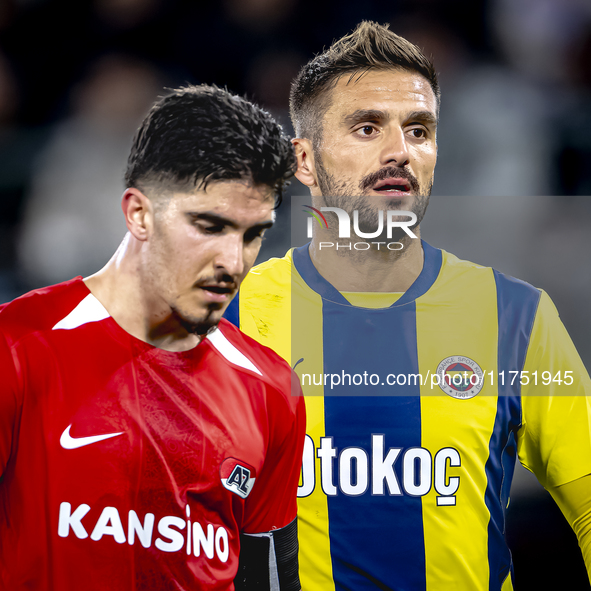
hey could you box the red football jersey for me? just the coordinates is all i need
[0,278,305,590]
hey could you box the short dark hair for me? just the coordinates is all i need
[290,21,440,143]
[125,84,296,205]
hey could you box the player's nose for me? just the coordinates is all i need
[380,127,410,168]
[214,234,245,278]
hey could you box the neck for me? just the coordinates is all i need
[83,233,201,352]
[309,227,424,292]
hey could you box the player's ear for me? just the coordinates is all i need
[121,188,153,241]
[292,138,318,188]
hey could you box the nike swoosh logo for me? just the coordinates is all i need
[60,424,124,450]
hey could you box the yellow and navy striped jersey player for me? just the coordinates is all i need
[226,21,591,591]
[227,242,591,590]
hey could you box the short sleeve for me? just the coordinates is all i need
[241,374,306,534]
[517,290,591,488]
[0,331,21,476]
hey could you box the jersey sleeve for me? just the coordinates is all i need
[517,290,591,488]
[548,474,591,582]
[0,330,21,476]
[241,374,306,534]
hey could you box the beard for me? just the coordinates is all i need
[172,306,221,337]
[315,156,432,243]
[171,290,233,338]
[171,273,238,338]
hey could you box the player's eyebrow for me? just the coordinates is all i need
[187,212,274,231]
[405,110,438,127]
[343,109,438,128]
[343,109,389,127]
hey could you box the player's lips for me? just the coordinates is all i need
[371,177,412,196]
[199,284,235,303]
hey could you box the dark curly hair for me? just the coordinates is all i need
[125,84,296,206]
[290,21,440,146]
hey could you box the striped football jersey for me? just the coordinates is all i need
[226,241,591,591]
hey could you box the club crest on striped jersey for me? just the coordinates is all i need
[436,356,484,399]
[220,458,256,498]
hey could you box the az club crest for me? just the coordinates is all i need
[436,356,484,399]
[220,458,256,498]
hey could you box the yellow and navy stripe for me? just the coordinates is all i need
[226,241,591,591]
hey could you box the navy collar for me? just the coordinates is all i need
[292,240,442,307]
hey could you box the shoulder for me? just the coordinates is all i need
[241,250,293,295]
[0,278,90,346]
[207,319,299,407]
[438,248,542,301]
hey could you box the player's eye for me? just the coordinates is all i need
[408,127,427,139]
[244,228,266,243]
[200,223,225,234]
[354,125,378,137]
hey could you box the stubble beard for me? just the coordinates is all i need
[171,278,238,338]
[149,228,225,340]
[171,305,222,338]
[315,155,432,244]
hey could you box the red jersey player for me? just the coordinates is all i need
[0,85,305,591]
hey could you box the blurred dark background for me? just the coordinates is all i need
[0,0,590,587]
